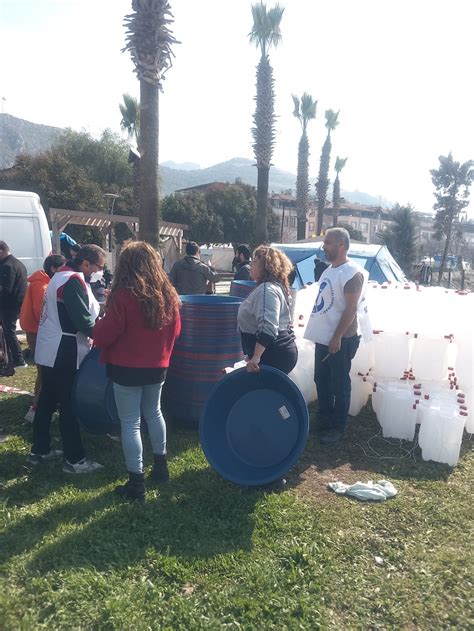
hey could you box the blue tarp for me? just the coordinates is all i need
[273,242,407,288]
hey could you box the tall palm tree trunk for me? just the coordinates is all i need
[139,81,160,248]
[296,132,309,240]
[253,56,275,245]
[256,166,270,243]
[316,133,331,235]
[332,175,340,227]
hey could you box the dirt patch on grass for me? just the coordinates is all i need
[288,404,456,503]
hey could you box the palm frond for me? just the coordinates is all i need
[292,94,301,121]
[123,0,180,87]
[325,108,340,131]
[334,156,348,174]
[249,2,284,57]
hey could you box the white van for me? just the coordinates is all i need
[0,190,52,276]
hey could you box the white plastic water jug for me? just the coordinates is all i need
[372,332,411,379]
[349,375,369,416]
[418,407,466,466]
[375,389,417,440]
[410,336,450,382]
[293,283,320,339]
[288,337,317,404]
[454,341,474,394]
[351,340,375,376]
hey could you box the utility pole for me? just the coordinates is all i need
[103,194,120,264]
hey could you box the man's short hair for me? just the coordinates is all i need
[185,241,199,256]
[0,241,10,253]
[43,254,66,275]
[237,244,251,260]
[75,244,107,265]
[326,227,350,250]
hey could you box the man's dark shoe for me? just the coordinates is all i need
[13,359,28,369]
[319,429,344,445]
[314,415,332,433]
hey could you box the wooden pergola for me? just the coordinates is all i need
[49,208,187,256]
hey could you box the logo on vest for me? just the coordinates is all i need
[313,279,334,315]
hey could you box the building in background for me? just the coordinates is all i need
[306,201,393,243]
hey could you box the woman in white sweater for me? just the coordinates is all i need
[237,246,298,375]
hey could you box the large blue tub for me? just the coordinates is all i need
[72,347,120,434]
[162,294,244,426]
[229,280,256,299]
[199,366,309,486]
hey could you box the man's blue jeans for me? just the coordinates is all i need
[112,382,167,474]
[314,335,360,431]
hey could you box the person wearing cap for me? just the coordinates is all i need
[28,244,106,473]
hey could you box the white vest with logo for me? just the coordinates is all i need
[304,260,372,345]
[35,270,100,369]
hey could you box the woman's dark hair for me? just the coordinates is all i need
[74,244,107,265]
[43,254,66,277]
[110,241,180,328]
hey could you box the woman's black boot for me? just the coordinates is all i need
[150,453,170,483]
[115,472,146,502]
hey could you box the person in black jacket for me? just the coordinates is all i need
[234,244,252,281]
[0,241,28,368]
[314,256,329,282]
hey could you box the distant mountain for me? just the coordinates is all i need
[161,160,201,171]
[0,115,386,206]
[0,113,63,169]
[160,157,387,207]
[159,157,300,197]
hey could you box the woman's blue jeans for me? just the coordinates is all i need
[112,382,166,474]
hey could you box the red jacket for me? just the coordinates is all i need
[93,289,181,368]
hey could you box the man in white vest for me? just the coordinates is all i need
[28,244,106,472]
[305,227,369,444]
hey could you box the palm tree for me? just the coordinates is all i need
[249,2,284,244]
[123,0,178,247]
[119,93,140,147]
[332,156,348,227]
[315,109,340,235]
[292,93,317,240]
[119,93,140,214]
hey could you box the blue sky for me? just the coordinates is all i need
[1,0,473,215]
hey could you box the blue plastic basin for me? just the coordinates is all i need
[72,347,120,434]
[229,280,257,299]
[199,366,309,486]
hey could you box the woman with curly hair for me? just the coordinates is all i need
[237,246,298,375]
[93,241,181,502]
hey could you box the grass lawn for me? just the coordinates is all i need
[0,363,473,630]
